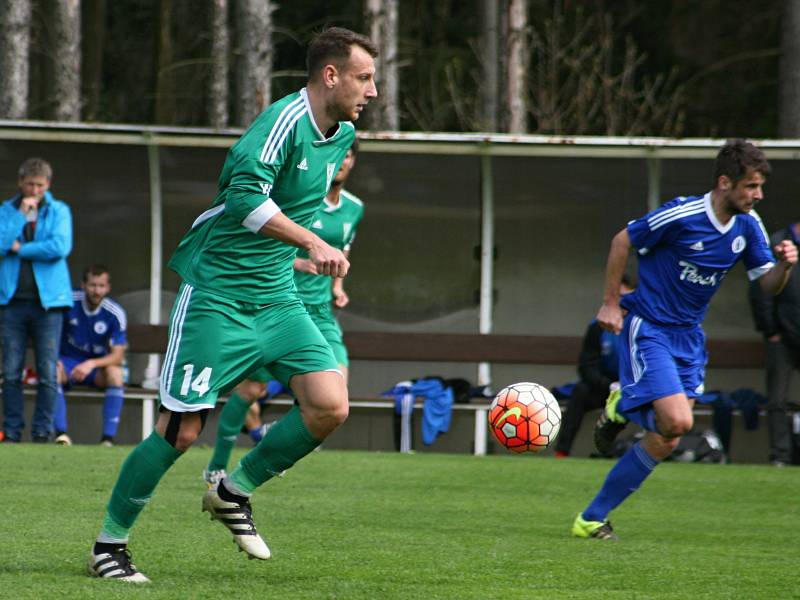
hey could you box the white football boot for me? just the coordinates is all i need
[202,485,271,560]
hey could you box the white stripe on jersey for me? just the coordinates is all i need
[629,316,645,382]
[161,285,193,402]
[750,209,772,246]
[192,204,225,229]
[100,298,128,331]
[649,206,707,231]
[748,262,775,281]
[264,106,307,164]
[259,97,305,164]
[341,189,363,206]
[646,196,689,225]
[648,198,704,230]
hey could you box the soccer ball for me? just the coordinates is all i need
[488,382,562,453]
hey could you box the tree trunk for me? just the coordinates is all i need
[0,1,32,119]
[779,0,800,137]
[235,0,273,127]
[207,0,229,128]
[364,0,399,130]
[52,0,82,121]
[506,0,528,133]
[479,0,499,132]
[81,0,106,122]
[155,0,174,124]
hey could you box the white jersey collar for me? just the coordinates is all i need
[704,192,736,234]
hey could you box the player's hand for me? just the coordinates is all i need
[70,360,95,383]
[774,240,798,267]
[308,238,349,278]
[597,303,624,335]
[10,240,20,253]
[293,258,319,275]
[332,287,349,308]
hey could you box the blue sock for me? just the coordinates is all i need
[248,427,264,443]
[102,386,125,438]
[54,385,67,433]
[583,442,659,523]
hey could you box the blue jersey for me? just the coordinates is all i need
[60,290,128,360]
[621,193,774,326]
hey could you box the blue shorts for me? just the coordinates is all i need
[60,355,99,387]
[618,313,707,425]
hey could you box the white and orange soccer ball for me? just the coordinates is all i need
[488,382,562,453]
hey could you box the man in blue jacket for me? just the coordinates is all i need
[0,158,73,443]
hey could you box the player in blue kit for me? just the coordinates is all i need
[53,265,127,446]
[572,139,798,540]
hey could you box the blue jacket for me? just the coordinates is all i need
[0,191,73,309]
[388,378,454,445]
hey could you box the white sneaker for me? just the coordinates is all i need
[88,548,150,583]
[202,485,271,560]
[202,468,227,488]
[55,433,72,446]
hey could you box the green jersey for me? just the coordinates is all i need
[294,189,364,305]
[169,89,355,302]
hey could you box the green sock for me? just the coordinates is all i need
[208,393,252,472]
[229,404,320,493]
[100,431,183,539]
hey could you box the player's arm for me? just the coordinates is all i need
[259,212,349,278]
[596,228,631,334]
[332,249,350,308]
[70,344,125,382]
[758,240,797,296]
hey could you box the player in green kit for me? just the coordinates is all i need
[203,138,364,486]
[87,27,378,583]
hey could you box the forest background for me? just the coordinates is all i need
[1,0,798,139]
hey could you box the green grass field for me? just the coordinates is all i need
[1,444,798,600]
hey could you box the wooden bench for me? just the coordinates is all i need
[127,325,766,369]
[112,325,767,454]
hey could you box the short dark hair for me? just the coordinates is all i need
[306,27,378,80]
[18,157,52,180]
[83,264,110,282]
[713,139,771,187]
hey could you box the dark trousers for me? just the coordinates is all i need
[555,381,607,454]
[765,339,800,463]
[1,300,64,441]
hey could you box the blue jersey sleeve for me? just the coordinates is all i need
[108,313,127,347]
[627,196,707,253]
[742,211,775,280]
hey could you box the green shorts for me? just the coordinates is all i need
[306,302,348,368]
[159,283,338,412]
[248,302,347,384]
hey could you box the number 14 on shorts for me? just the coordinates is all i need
[181,364,212,397]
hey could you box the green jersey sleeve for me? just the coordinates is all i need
[223,95,302,230]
